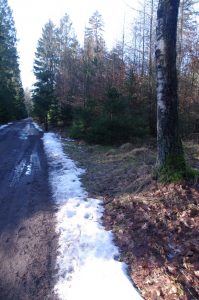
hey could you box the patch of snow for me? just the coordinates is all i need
[0,122,12,130]
[43,133,143,300]
[33,122,43,132]
[62,137,74,142]
[25,163,32,175]
[25,152,40,175]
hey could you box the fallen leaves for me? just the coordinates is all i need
[103,183,199,300]
[64,138,199,300]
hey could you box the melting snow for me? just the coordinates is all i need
[25,163,32,175]
[0,122,12,130]
[43,132,143,300]
[33,122,43,132]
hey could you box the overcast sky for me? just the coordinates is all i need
[8,0,138,89]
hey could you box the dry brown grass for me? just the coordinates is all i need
[63,138,199,300]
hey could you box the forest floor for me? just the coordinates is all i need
[62,135,199,300]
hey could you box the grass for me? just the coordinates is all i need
[61,136,199,300]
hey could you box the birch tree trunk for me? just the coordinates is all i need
[156,0,185,173]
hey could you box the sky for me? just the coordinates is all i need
[8,0,137,89]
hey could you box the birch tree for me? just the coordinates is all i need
[156,0,185,178]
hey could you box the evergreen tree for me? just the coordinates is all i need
[33,20,58,129]
[0,0,26,123]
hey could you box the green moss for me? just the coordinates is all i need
[185,167,199,181]
[156,155,199,183]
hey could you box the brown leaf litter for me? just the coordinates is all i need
[63,138,199,300]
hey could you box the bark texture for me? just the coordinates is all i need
[156,0,184,169]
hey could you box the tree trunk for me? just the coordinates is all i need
[156,0,185,171]
[141,0,146,77]
[44,115,48,132]
[148,0,156,136]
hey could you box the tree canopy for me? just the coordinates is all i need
[31,5,199,147]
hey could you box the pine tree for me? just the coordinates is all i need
[33,20,58,129]
[0,0,26,123]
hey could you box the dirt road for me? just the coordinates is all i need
[0,119,58,300]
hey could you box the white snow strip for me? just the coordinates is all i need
[0,122,12,130]
[33,122,43,132]
[43,132,143,300]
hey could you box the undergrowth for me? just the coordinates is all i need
[156,155,199,183]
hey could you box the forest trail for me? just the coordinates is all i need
[1,120,198,300]
[0,120,143,300]
[0,119,57,300]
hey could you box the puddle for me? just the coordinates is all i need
[19,124,31,140]
[19,122,41,140]
[10,150,41,186]
[25,152,41,176]
[30,152,41,170]
[10,159,27,186]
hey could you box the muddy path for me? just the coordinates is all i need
[0,119,58,300]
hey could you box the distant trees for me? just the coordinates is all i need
[32,3,199,146]
[83,11,106,106]
[24,87,32,117]
[0,0,26,123]
[177,0,199,135]
[54,14,83,126]
[33,16,82,129]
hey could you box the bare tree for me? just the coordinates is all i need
[156,0,185,175]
